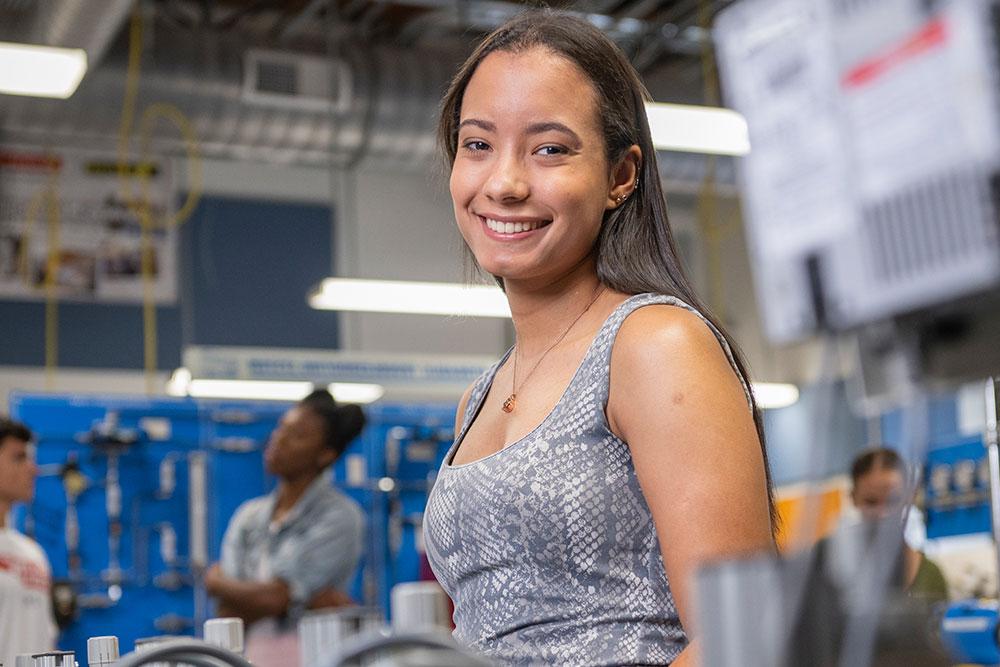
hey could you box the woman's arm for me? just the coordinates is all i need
[204,563,291,624]
[608,305,775,648]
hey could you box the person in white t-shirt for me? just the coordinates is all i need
[0,418,56,667]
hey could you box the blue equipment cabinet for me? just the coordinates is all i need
[8,392,456,659]
[924,435,992,540]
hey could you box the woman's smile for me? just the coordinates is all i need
[478,213,552,238]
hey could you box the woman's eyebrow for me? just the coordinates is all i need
[458,118,495,132]
[458,119,582,144]
[525,121,581,145]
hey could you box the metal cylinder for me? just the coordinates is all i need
[390,581,451,633]
[299,607,385,666]
[30,652,75,667]
[204,617,245,655]
[87,635,119,666]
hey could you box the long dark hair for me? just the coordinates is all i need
[438,9,777,532]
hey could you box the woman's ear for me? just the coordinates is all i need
[606,145,643,210]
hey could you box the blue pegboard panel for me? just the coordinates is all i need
[924,435,991,540]
[8,392,457,660]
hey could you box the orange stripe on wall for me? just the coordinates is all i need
[775,484,846,551]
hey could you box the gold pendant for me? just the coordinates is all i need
[502,394,516,413]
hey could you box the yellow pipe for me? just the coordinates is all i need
[117,9,203,392]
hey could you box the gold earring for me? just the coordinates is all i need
[614,193,626,205]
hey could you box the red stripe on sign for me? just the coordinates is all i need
[842,18,947,89]
[0,151,62,171]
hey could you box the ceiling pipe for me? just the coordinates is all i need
[31,0,137,71]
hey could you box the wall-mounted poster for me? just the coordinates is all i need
[0,147,177,304]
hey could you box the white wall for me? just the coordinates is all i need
[177,156,511,359]
[339,164,510,356]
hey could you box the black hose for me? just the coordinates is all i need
[112,639,253,667]
[321,630,494,667]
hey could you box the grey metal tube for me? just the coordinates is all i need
[37,0,136,69]
[985,377,1000,582]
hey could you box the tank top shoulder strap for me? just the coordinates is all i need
[458,346,513,435]
[583,293,753,409]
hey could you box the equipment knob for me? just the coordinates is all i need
[87,636,119,666]
[204,617,245,655]
[391,581,451,632]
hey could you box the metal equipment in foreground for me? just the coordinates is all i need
[707,0,1000,664]
[97,584,489,667]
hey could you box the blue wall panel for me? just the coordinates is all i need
[0,302,182,369]
[0,194,337,370]
[180,195,339,349]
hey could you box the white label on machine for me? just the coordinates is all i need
[942,616,991,633]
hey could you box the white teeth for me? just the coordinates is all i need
[484,217,546,234]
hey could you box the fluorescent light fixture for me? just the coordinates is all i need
[644,102,750,156]
[167,368,384,404]
[752,382,800,410]
[165,367,193,397]
[329,382,385,404]
[186,379,314,401]
[0,41,87,99]
[309,278,511,318]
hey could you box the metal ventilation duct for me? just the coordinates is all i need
[0,0,135,69]
[0,14,733,185]
[36,0,135,67]
[0,22,456,169]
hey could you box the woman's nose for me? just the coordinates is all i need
[483,154,529,203]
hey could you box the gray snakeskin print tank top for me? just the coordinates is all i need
[423,293,752,666]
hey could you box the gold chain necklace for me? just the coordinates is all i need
[502,285,607,414]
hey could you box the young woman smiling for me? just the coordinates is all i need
[422,10,778,666]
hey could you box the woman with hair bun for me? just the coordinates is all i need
[205,389,367,666]
[423,9,776,665]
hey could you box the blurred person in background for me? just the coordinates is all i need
[205,389,366,666]
[847,447,948,601]
[0,417,56,667]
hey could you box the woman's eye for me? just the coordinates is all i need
[536,145,567,156]
[461,140,490,152]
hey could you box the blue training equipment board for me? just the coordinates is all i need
[924,435,992,540]
[9,392,456,659]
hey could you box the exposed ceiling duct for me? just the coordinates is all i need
[0,2,735,184]
[0,19,455,169]
[0,0,136,71]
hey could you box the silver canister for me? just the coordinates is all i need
[390,581,451,633]
[300,606,385,666]
[30,652,75,667]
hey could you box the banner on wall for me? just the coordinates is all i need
[0,147,177,304]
